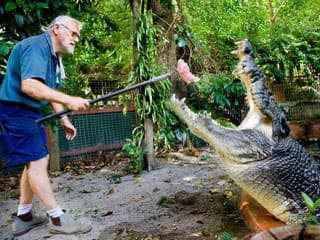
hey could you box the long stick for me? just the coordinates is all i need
[36,73,171,123]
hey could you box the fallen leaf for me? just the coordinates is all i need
[134,196,144,202]
[153,187,160,192]
[135,177,141,183]
[195,217,204,224]
[209,189,219,194]
[217,180,227,186]
[101,211,113,217]
[202,229,214,236]
[107,188,115,195]
[223,190,233,198]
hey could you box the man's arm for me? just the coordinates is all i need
[50,102,65,113]
[21,78,89,111]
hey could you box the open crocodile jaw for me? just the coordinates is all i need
[170,39,320,224]
[170,95,319,224]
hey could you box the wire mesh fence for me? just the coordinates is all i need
[1,76,320,173]
[268,77,320,121]
[58,106,137,162]
[53,75,320,164]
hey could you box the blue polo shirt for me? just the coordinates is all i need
[0,32,62,109]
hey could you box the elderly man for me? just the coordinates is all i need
[0,15,92,236]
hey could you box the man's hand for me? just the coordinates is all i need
[176,59,200,84]
[65,96,90,112]
[60,117,77,141]
[50,102,79,141]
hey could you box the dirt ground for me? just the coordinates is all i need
[0,148,252,240]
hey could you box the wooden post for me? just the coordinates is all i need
[144,118,156,171]
[46,127,60,172]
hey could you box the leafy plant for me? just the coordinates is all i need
[183,0,320,85]
[121,125,146,174]
[107,172,122,183]
[159,195,169,208]
[189,73,245,123]
[68,1,133,99]
[219,231,233,240]
[301,192,320,225]
[39,105,60,132]
[65,185,73,193]
[256,31,320,83]
[122,11,180,173]
[195,182,203,190]
[0,0,100,80]
[173,24,203,51]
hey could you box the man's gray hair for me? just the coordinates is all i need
[41,15,82,32]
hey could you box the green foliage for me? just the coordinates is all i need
[183,0,265,73]
[153,113,182,151]
[301,192,320,225]
[69,0,133,99]
[182,0,320,84]
[219,231,233,240]
[257,31,320,82]
[159,195,169,208]
[39,1,133,100]
[173,24,202,50]
[134,13,158,82]
[189,73,245,120]
[0,0,99,79]
[39,105,60,132]
[121,125,147,174]
[122,11,180,172]
[0,0,98,39]
[107,172,122,183]
[133,13,176,147]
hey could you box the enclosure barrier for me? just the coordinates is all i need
[0,106,137,173]
[56,106,136,158]
[268,80,320,140]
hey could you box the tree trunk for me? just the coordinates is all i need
[130,0,141,69]
[46,127,60,172]
[130,0,188,171]
[151,0,188,99]
[130,0,157,171]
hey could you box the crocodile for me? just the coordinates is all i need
[171,40,320,224]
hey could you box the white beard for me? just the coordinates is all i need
[61,39,75,54]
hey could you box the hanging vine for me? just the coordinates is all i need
[122,11,176,173]
[134,11,177,148]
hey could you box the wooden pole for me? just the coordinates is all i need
[47,128,60,171]
[144,117,156,171]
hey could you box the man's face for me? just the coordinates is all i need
[57,21,80,54]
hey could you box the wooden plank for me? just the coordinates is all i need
[60,142,124,157]
[289,121,320,140]
[144,118,156,171]
[73,105,135,115]
[46,128,60,171]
